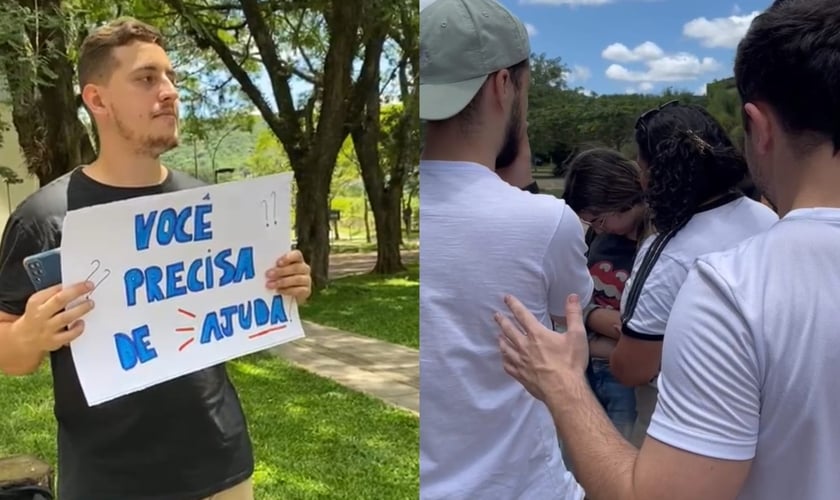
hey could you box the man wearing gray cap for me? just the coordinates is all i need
[419,0,593,498]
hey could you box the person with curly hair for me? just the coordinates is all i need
[602,101,778,444]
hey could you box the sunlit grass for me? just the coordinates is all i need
[0,354,419,499]
[301,264,419,348]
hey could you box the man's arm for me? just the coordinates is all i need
[610,335,662,386]
[498,260,757,499]
[0,216,46,375]
[545,377,751,500]
[0,312,45,375]
[559,260,757,499]
[545,208,593,324]
[586,307,622,339]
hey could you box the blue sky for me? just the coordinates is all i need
[420,0,774,96]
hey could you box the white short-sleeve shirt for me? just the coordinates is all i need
[419,160,593,500]
[620,195,778,342]
[649,208,840,499]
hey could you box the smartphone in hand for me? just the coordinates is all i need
[22,248,62,291]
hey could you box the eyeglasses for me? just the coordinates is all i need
[635,99,680,157]
[581,212,613,230]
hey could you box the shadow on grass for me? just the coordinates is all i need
[0,355,419,500]
[228,354,419,499]
[302,265,419,349]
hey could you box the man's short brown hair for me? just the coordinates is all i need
[78,17,165,87]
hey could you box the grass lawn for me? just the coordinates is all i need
[0,354,418,499]
[301,264,419,349]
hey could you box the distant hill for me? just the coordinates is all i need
[162,120,270,183]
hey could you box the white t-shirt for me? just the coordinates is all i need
[620,195,778,343]
[649,207,840,499]
[419,160,593,500]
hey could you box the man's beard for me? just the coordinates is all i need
[744,145,778,212]
[495,98,522,170]
[114,111,179,158]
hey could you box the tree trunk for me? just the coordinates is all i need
[402,189,415,240]
[370,185,404,274]
[363,196,371,244]
[351,27,408,274]
[2,0,95,186]
[293,160,333,288]
[353,132,406,274]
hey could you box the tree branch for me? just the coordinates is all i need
[163,0,291,146]
[238,0,302,152]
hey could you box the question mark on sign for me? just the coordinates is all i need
[261,191,278,228]
[85,259,111,298]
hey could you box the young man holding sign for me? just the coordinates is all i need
[0,18,311,500]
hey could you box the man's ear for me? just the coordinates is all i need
[744,102,773,156]
[488,69,513,112]
[81,83,108,119]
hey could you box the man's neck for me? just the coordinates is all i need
[775,148,840,217]
[421,124,496,171]
[85,143,167,188]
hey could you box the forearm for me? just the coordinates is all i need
[587,308,622,340]
[0,320,45,376]
[546,376,639,500]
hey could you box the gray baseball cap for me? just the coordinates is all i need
[420,0,530,121]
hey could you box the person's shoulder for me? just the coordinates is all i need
[527,193,582,235]
[693,227,772,291]
[10,171,73,226]
[740,196,779,224]
[514,189,574,216]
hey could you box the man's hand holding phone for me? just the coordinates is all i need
[12,281,96,354]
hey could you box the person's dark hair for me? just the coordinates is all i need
[78,17,165,88]
[563,148,643,215]
[734,0,840,153]
[635,104,749,233]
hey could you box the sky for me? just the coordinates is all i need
[420,0,774,96]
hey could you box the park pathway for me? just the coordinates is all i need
[328,249,418,279]
[271,251,419,415]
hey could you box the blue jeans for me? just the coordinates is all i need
[586,359,637,440]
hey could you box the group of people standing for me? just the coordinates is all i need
[420,0,840,499]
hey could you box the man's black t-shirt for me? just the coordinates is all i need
[0,167,253,499]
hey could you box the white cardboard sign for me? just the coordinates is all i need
[60,172,304,406]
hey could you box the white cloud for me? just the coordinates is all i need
[622,82,654,95]
[520,0,613,5]
[602,42,664,63]
[564,65,592,84]
[683,11,760,48]
[525,23,539,37]
[732,3,742,15]
[695,84,708,96]
[605,47,721,83]
[578,88,594,96]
